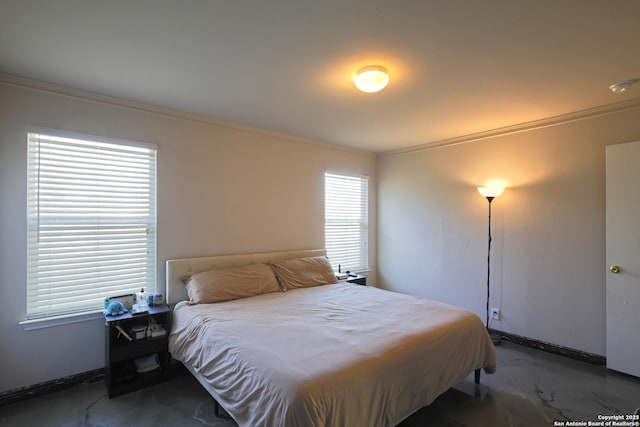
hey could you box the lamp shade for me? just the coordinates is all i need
[477,186,505,198]
[355,66,389,93]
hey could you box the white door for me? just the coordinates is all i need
[606,140,640,377]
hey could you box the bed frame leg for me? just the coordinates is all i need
[474,369,481,384]
[214,400,231,419]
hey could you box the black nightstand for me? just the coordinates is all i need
[346,274,367,286]
[104,305,171,398]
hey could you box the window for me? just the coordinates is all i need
[27,131,157,320]
[324,171,369,272]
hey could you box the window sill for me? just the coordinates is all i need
[19,310,103,331]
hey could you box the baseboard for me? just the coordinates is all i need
[0,362,188,407]
[0,369,104,407]
[490,328,606,366]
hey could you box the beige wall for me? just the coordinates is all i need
[377,105,640,356]
[0,80,376,393]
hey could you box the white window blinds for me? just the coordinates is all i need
[27,132,157,320]
[324,171,369,272]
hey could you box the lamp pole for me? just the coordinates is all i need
[477,186,504,346]
[485,196,494,332]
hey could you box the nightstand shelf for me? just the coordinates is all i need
[104,305,171,398]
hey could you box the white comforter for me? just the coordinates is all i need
[169,282,496,427]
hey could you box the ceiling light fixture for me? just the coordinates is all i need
[609,78,640,93]
[355,66,389,93]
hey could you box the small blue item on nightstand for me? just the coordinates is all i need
[104,300,128,316]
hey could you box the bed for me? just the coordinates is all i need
[166,249,496,427]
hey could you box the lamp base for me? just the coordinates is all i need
[490,333,502,346]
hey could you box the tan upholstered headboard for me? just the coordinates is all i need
[165,248,327,305]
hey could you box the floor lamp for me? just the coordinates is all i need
[477,186,505,346]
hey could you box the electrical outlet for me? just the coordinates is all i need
[491,308,501,320]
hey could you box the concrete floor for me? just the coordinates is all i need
[1,342,639,427]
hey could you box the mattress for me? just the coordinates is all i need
[169,282,496,427]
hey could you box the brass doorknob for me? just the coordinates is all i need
[609,265,621,274]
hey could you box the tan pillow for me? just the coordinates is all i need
[184,263,281,304]
[271,256,338,290]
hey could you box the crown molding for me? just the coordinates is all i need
[0,73,374,158]
[5,72,638,160]
[379,97,640,158]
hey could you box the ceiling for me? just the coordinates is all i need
[1,1,640,153]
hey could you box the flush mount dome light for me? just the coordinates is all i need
[355,66,389,93]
